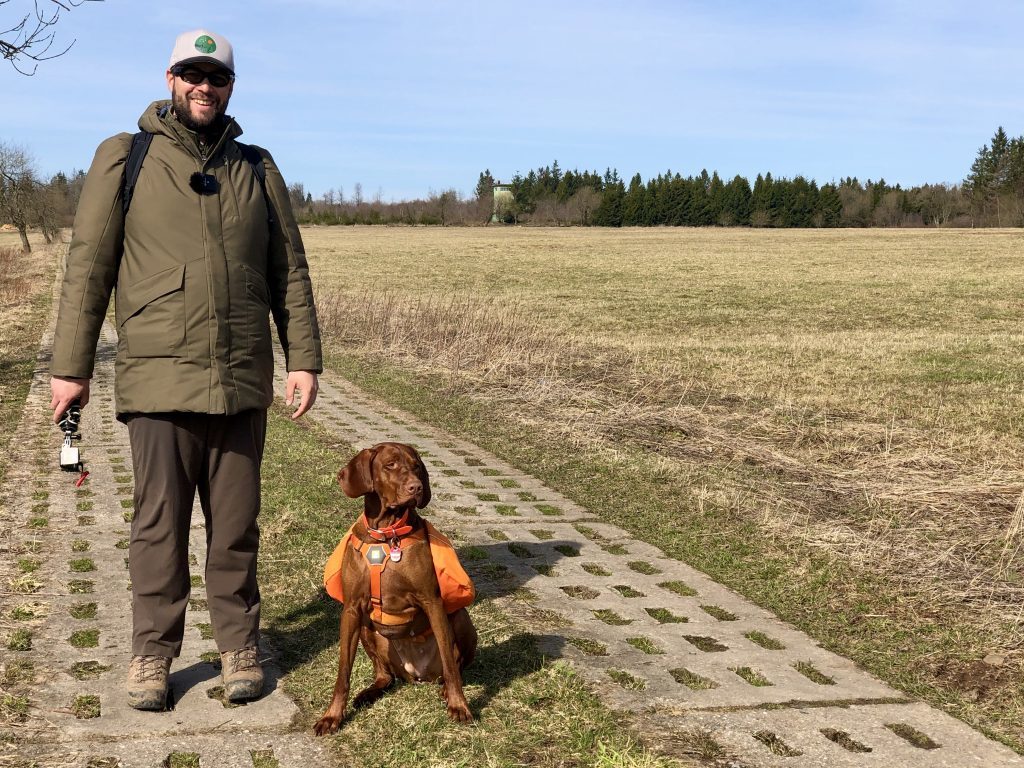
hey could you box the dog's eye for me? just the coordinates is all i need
[385,462,398,470]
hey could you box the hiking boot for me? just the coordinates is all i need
[127,654,171,710]
[221,646,263,701]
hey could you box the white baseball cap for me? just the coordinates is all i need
[169,29,234,74]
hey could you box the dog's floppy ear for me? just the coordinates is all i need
[415,458,432,509]
[338,446,377,498]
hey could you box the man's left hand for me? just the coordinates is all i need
[285,371,319,420]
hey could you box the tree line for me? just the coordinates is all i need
[473,127,1023,228]
[282,127,1023,228]
[3,127,1022,243]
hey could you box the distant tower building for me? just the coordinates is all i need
[491,182,513,223]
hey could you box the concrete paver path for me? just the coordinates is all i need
[2,264,1022,767]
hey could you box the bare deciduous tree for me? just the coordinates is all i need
[0,141,37,251]
[0,141,67,252]
[2,0,101,75]
[427,188,460,226]
[566,187,601,226]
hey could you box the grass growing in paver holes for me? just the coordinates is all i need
[732,666,772,687]
[7,629,32,651]
[507,542,534,558]
[2,660,35,686]
[753,730,803,757]
[745,630,786,650]
[11,603,43,621]
[793,660,835,685]
[0,694,30,723]
[560,585,599,600]
[315,228,1024,753]
[70,662,111,680]
[628,560,660,575]
[9,575,41,594]
[71,694,101,719]
[646,607,687,623]
[567,637,608,656]
[701,604,737,621]
[166,754,200,768]
[70,602,98,620]
[607,669,646,691]
[69,629,99,648]
[255,404,682,768]
[593,609,632,625]
[626,637,663,655]
[612,584,644,598]
[250,750,280,768]
[670,668,718,690]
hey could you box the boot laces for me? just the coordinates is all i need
[227,646,259,672]
[133,655,168,682]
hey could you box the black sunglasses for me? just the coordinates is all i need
[172,66,234,88]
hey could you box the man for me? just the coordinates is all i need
[49,29,322,711]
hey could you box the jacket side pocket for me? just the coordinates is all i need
[242,264,272,354]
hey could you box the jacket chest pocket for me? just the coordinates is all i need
[119,264,186,358]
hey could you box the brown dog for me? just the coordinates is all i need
[314,442,477,735]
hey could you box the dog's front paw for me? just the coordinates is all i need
[447,701,473,723]
[313,714,342,736]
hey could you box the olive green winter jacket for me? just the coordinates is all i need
[50,100,322,418]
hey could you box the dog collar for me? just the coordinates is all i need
[363,510,413,542]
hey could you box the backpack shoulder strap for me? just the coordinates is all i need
[122,131,153,218]
[235,141,266,187]
[235,141,275,225]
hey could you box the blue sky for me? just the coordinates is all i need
[2,0,1023,201]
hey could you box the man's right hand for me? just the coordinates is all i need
[50,376,90,424]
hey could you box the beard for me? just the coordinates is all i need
[171,86,229,134]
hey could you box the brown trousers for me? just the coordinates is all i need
[126,410,267,657]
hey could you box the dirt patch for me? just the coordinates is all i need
[932,657,1014,703]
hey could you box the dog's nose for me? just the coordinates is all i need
[406,480,423,496]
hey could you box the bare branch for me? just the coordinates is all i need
[1,0,102,75]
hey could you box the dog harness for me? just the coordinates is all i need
[354,511,426,628]
[323,514,475,634]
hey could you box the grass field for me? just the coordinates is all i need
[302,225,1024,750]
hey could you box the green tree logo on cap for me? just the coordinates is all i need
[194,35,217,54]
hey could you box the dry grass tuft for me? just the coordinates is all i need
[0,244,41,316]
[316,287,576,383]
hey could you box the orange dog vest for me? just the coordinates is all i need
[323,519,475,621]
